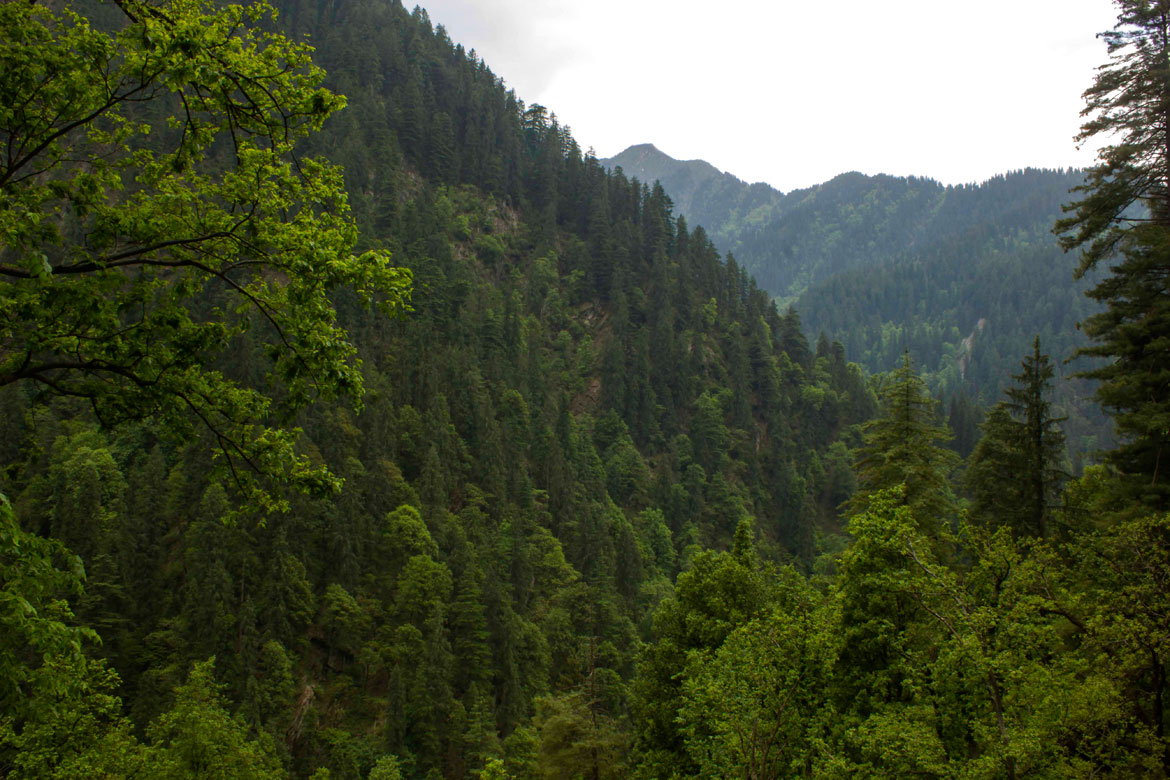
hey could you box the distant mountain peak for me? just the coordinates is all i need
[600,144,759,229]
[606,144,725,179]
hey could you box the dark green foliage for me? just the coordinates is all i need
[848,353,959,531]
[966,338,1068,536]
[1054,0,1170,510]
[608,145,1108,467]
[946,391,984,459]
[0,1,874,778]
[10,0,1169,779]
[1076,230,1170,507]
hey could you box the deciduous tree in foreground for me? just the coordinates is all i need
[0,0,411,513]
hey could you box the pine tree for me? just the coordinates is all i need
[1056,0,1170,508]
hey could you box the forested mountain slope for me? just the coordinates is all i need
[600,144,783,249]
[6,1,1167,779]
[0,1,872,778]
[605,147,1106,459]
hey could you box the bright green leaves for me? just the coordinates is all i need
[147,659,285,780]
[678,581,837,780]
[834,488,1158,778]
[0,495,92,721]
[0,496,151,778]
[634,484,1169,777]
[0,0,411,517]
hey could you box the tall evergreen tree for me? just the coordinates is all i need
[1056,0,1170,508]
[847,352,958,531]
[1004,338,1068,535]
[965,341,1067,537]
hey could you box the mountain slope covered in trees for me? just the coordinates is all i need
[604,147,1106,460]
[0,1,872,778]
[3,0,1169,779]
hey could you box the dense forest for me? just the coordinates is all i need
[1,0,1169,779]
[604,147,1109,464]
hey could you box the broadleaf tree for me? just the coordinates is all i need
[0,0,411,514]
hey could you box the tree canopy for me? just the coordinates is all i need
[0,0,411,512]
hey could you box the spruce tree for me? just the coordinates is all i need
[966,340,1068,537]
[847,352,958,531]
[1056,0,1170,508]
[1004,338,1068,535]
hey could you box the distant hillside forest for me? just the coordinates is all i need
[604,147,1109,464]
[1,1,1168,779]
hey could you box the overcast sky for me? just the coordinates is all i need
[416,0,1119,193]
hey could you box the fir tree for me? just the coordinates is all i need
[1004,337,1068,536]
[966,338,1067,537]
[1057,0,1170,508]
[848,352,958,531]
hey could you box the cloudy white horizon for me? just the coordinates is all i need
[415,0,1119,193]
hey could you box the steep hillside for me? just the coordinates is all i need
[606,146,1106,459]
[602,144,782,241]
[0,2,873,779]
[7,1,1168,779]
[604,146,1083,302]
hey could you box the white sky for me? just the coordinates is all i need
[417,0,1119,193]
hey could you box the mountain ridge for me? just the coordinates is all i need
[601,143,1106,459]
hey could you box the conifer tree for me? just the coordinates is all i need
[982,337,1066,537]
[965,338,1068,536]
[965,405,1025,525]
[847,352,958,531]
[1057,0,1170,508]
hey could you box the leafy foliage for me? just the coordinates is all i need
[0,0,411,514]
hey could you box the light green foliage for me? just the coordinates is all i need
[43,428,127,550]
[0,0,411,515]
[835,488,1156,778]
[1060,487,1170,773]
[0,495,92,721]
[532,692,626,780]
[382,504,438,567]
[0,496,160,778]
[678,573,837,780]
[367,755,403,780]
[320,583,369,659]
[147,659,284,779]
[1,659,160,779]
[478,757,514,780]
[632,535,769,777]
